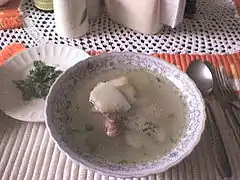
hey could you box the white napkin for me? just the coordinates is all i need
[105,0,186,34]
[105,0,162,34]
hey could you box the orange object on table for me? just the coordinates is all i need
[0,42,26,65]
[0,0,23,30]
[235,0,240,16]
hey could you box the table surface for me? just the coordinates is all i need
[0,0,240,179]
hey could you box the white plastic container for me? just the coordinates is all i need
[105,0,163,34]
[87,0,101,20]
[105,0,186,34]
[53,0,89,38]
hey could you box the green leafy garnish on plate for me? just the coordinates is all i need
[13,61,63,101]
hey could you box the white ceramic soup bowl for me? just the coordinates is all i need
[45,52,206,178]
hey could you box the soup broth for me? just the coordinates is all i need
[67,68,187,164]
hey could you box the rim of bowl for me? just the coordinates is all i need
[45,51,206,178]
[0,44,90,66]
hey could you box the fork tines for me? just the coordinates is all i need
[215,67,237,98]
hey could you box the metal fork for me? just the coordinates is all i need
[215,67,240,144]
[215,67,240,110]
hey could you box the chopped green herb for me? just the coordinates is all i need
[156,77,162,82]
[167,113,175,118]
[146,132,152,136]
[85,124,94,132]
[69,124,93,134]
[135,122,140,126]
[142,121,157,136]
[13,61,63,101]
[70,129,82,133]
[88,144,97,153]
[75,105,80,109]
[66,100,71,109]
[118,159,128,165]
[99,144,105,149]
[170,136,177,143]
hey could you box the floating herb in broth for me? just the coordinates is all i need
[13,61,63,101]
[67,68,187,164]
[142,121,158,136]
[85,124,94,132]
[118,159,128,165]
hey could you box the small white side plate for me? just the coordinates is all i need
[0,44,90,122]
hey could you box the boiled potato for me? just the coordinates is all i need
[108,76,136,103]
[89,82,131,113]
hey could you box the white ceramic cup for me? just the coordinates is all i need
[53,0,89,38]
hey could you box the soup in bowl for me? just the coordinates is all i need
[45,52,206,177]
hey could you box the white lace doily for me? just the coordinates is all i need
[1,0,240,54]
